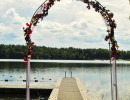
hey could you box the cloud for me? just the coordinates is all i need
[0,8,27,45]
[0,23,6,32]
[0,0,129,50]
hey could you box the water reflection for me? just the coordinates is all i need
[0,62,130,100]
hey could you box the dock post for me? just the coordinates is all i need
[65,71,66,78]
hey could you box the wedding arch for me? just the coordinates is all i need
[23,0,119,100]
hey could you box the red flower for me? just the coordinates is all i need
[113,23,117,28]
[35,14,39,18]
[87,5,90,10]
[24,57,27,61]
[109,13,114,18]
[29,31,32,35]
[30,52,33,55]
[28,51,33,55]
[26,23,30,26]
[43,10,45,13]
[111,53,115,58]
[47,3,50,7]
[31,42,35,45]
[24,62,27,65]
[104,36,109,41]
[49,0,53,2]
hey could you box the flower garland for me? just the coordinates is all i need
[81,0,120,58]
[23,0,119,65]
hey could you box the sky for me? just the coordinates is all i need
[0,0,130,50]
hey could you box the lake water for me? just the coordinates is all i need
[0,60,130,100]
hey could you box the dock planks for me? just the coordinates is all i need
[49,78,91,100]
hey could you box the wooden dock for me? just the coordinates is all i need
[0,78,91,100]
[0,85,54,99]
[0,85,55,89]
[49,78,91,100]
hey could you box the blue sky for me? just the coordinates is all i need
[0,0,130,50]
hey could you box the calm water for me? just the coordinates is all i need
[0,60,130,100]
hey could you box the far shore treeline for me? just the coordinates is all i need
[0,44,130,60]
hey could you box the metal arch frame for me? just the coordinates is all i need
[23,0,119,60]
[23,0,119,100]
